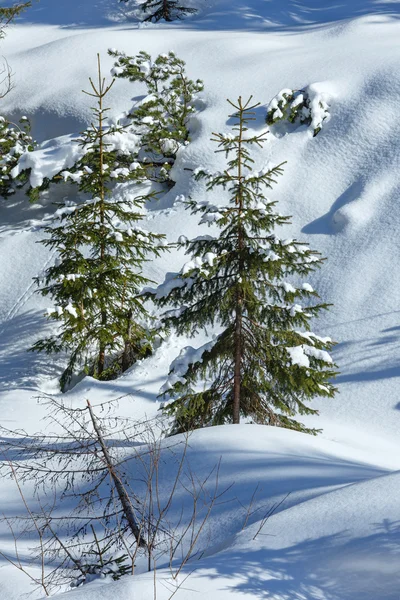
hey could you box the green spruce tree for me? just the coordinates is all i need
[146,96,337,434]
[0,2,35,199]
[17,50,202,202]
[109,49,203,187]
[120,0,197,22]
[0,115,35,198]
[32,55,166,391]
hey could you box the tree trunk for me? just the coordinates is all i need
[97,343,105,376]
[86,400,147,548]
[163,0,172,21]
[232,97,245,425]
[233,298,242,424]
[121,309,133,373]
[97,311,107,376]
[97,54,107,379]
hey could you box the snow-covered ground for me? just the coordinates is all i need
[0,0,400,598]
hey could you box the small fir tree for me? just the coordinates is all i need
[0,115,35,198]
[32,55,166,391]
[146,96,337,434]
[0,2,35,198]
[109,49,203,187]
[15,50,202,202]
[120,0,197,22]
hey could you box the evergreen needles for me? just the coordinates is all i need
[141,0,197,22]
[0,115,35,198]
[109,49,204,188]
[120,0,197,23]
[0,2,30,35]
[31,55,167,391]
[146,96,338,434]
[0,2,35,199]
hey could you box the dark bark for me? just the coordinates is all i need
[86,400,147,548]
[232,99,245,425]
[121,309,133,373]
[233,297,242,424]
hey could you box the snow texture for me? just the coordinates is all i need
[1,0,400,598]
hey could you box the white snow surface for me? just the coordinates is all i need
[1,0,400,598]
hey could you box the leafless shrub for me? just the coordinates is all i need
[0,394,227,594]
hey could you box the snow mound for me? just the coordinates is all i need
[50,426,400,600]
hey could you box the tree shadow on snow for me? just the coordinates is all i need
[302,180,364,235]
[196,519,400,600]
[11,0,400,30]
[0,195,51,235]
[0,310,61,391]
[12,0,125,28]
[130,440,389,558]
[332,326,400,386]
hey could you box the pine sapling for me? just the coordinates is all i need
[18,50,202,203]
[109,49,203,187]
[31,55,167,390]
[0,115,35,198]
[146,96,337,434]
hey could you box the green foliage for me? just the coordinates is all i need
[0,3,35,199]
[0,115,36,198]
[27,177,50,202]
[147,96,337,434]
[19,50,202,202]
[25,104,147,203]
[109,49,204,186]
[31,56,167,391]
[74,554,131,586]
[73,531,132,587]
[0,2,30,37]
[120,0,197,23]
[266,87,329,137]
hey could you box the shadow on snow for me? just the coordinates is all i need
[8,0,400,31]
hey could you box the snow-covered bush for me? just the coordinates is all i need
[72,553,131,587]
[109,49,204,187]
[0,115,35,198]
[266,85,330,136]
[19,123,147,203]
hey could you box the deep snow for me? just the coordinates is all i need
[0,0,400,598]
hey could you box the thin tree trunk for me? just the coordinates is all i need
[163,0,172,20]
[86,400,147,548]
[232,97,245,425]
[121,308,133,373]
[97,334,106,376]
[233,300,242,424]
[97,54,107,377]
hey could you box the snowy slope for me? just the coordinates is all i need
[0,0,400,598]
[0,424,398,600]
[2,10,400,452]
[39,429,400,600]
[55,472,400,600]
